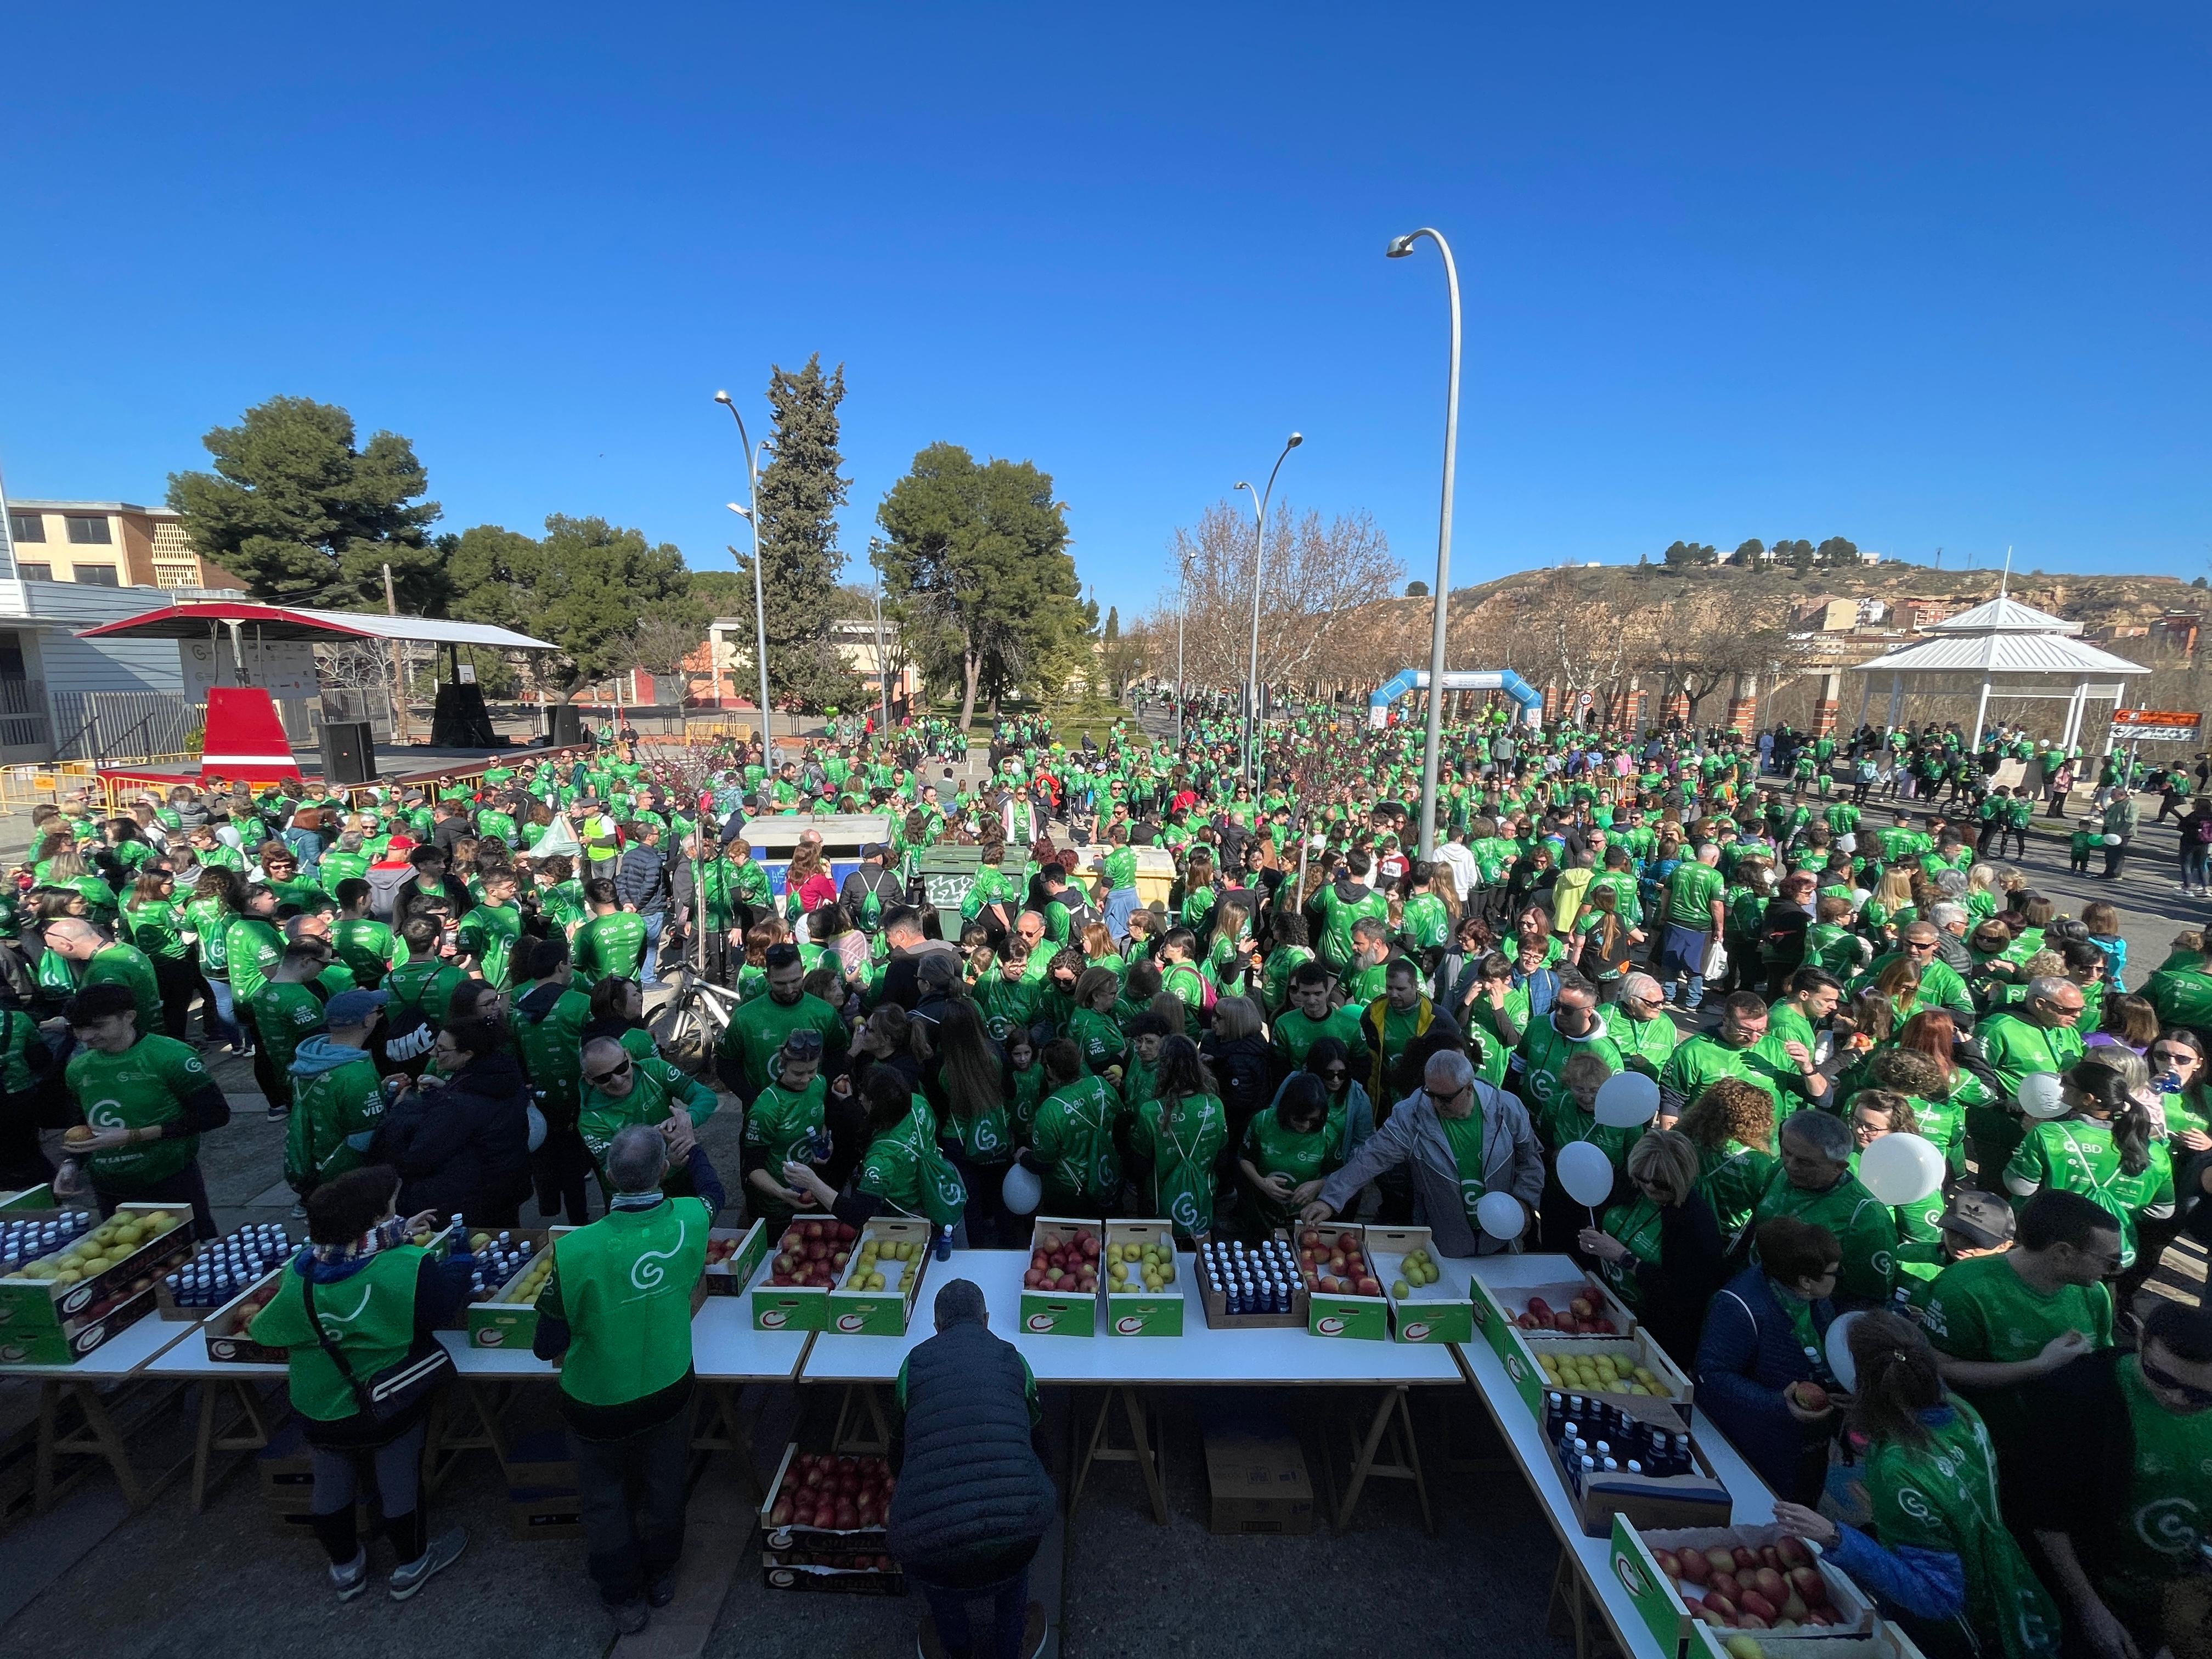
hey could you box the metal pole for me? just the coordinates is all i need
[714,392,772,766]
[1235,434,1302,787]
[872,560,889,732]
[1387,228,1462,859]
[1175,603,1185,751]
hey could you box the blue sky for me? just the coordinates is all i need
[3,4,2205,617]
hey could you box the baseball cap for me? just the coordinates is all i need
[862,842,889,858]
[324,989,391,1028]
[1937,1190,2016,1250]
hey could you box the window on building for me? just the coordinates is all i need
[7,513,43,544]
[17,563,51,583]
[64,516,112,545]
[71,565,119,586]
[0,631,25,679]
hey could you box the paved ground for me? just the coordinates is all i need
[0,779,2200,1659]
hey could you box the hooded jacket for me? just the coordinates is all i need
[371,1048,533,1221]
[1313,1081,1544,1256]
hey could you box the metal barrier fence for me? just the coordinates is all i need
[52,691,205,765]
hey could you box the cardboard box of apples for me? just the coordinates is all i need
[1494,1322,1696,1421]
[0,1203,195,1365]
[1609,1520,1875,1654]
[204,1268,289,1365]
[751,1215,857,1331]
[1363,1225,1474,1344]
[1102,1220,1183,1336]
[1472,1271,1636,1367]
[1020,1218,1101,1336]
[826,1217,932,1335]
[758,1443,906,1593]
[1689,1618,1929,1659]
[1294,1222,1387,1340]
[703,1221,770,1297]
[464,1228,566,1350]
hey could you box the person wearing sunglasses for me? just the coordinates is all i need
[2007,1298,2212,1659]
[1972,976,2089,1176]
[1853,923,1977,1030]
[577,1036,723,1210]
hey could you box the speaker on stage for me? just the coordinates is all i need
[546,704,583,746]
[320,720,377,786]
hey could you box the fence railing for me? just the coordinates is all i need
[0,678,49,752]
[51,691,205,765]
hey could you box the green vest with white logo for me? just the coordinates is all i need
[548,1198,708,1408]
[249,1248,425,1423]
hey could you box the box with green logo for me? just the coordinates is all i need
[749,1215,859,1331]
[702,1221,769,1297]
[0,1185,55,1212]
[0,1202,195,1365]
[1362,1226,1473,1345]
[826,1218,932,1336]
[1607,1519,1875,1657]
[1297,1222,1386,1341]
[464,1228,562,1350]
[1103,1220,1182,1336]
[1689,1620,1924,1659]
[1495,1325,1693,1421]
[1018,1217,1099,1336]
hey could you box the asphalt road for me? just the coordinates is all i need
[0,784,2201,1659]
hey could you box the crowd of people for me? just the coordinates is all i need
[6,699,2209,1657]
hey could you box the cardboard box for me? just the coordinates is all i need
[202,1268,289,1365]
[1491,1322,1695,1421]
[1204,1428,1315,1534]
[460,1228,561,1348]
[1609,1519,1876,1657]
[1103,1220,1183,1336]
[1296,1222,1387,1340]
[0,1186,55,1212]
[702,1220,769,1296]
[759,1443,896,1547]
[0,1202,195,1363]
[1690,1622,1928,1659]
[761,1558,906,1595]
[1472,1268,1637,1357]
[1018,1216,1101,1335]
[1193,1231,1308,1330]
[1362,1224,1474,1345]
[156,1222,301,1321]
[749,1215,849,1331]
[509,1485,585,1541]
[1550,1397,1731,1537]
[504,1427,578,1491]
[826,1217,932,1336]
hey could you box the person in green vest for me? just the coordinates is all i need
[59,982,233,1237]
[1770,1311,2063,1659]
[529,1125,709,1634]
[41,915,161,1041]
[573,879,649,986]
[284,990,388,1200]
[246,1164,473,1602]
[1752,1108,1898,1307]
[1021,1039,1124,1216]
[1126,1035,1227,1240]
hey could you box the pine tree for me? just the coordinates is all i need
[743,355,861,711]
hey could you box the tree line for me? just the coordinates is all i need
[166,367,1089,718]
[1660,536,1861,569]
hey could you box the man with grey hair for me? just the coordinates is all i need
[533,1122,709,1635]
[1610,972,1678,1080]
[1927,902,1973,973]
[1853,919,1975,1028]
[1302,1046,1544,1255]
[1970,974,2088,1176]
[1754,1107,1898,1306]
[888,1279,1053,1659]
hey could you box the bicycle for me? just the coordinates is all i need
[650,961,743,1076]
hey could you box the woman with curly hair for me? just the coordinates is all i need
[1675,1076,1778,1248]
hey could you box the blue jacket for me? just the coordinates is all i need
[1695,1266,1835,1501]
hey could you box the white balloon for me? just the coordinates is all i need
[1001,1161,1042,1215]
[2018,1071,2068,1120]
[1825,1310,1864,1395]
[1593,1071,1660,1129]
[1476,1190,1527,1242]
[1556,1141,1617,1208]
[1858,1131,1944,1206]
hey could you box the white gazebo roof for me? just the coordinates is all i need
[1852,630,2149,677]
[1922,594,2082,636]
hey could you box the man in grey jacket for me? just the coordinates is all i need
[1302,1049,1544,1255]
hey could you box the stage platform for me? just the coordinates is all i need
[93,738,593,802]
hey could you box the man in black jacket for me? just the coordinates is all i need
[889,1279,1051,1659]
[614,826,670,983]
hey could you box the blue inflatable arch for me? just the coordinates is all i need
[1368,669,1543,730]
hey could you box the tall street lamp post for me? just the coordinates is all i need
[713,390,775,763]
[1386,228,1462,860]
[1233,431,1302,785]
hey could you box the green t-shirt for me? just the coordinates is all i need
[717,991,849,1093]
[66,1034,215,1189]
[285,1052,385,1190]
[2003,1118,2175,1269]
[458,901,524,990]
[224,916,284,1001]
[1241,1107,1345,1234]
[1272,1005,1365,1076]
[331,918,396,989]
[1752,1166,1898,1305]
[1611,1011,1678,1079]
[1663,861,1724,928]
[1658,1032,1810,1115]
[83,943,162,1038]
[1031,1074,1121,1212]
[574,911,650,983]
[123,898,189,964]
[1516,1017,1626,1132]
[385,958,465,1028]
[251,981,326,1093]
[1440,1107,1488,1225]
[2103,1357,2212,1601]
[1921,1252,2115,1365]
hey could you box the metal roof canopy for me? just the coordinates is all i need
[1847,585,2150,750]
[75,599,557,652]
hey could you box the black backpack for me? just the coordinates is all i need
[377,969,440,1077]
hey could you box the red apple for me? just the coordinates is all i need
[1775,1537,1812,1572]
[1703,1549,1738,1578]
[1652,1549,1680,1581]
[1752,1568,1786,1604]
[1526,1296,1553,1319]
[1709,1572,1741,1604]
[1802,1610,1837,1628]
[770,1500,793,1525]
[1733,1547,1762,1575]
[1356,1277,1381,1297]
[1702,1593,1738,1624]
[1677,1551,1711,1586]
[1787,1566,1829,1607]
[1570,1296,1594,1319]
[1738,1590,1778,1622]
[1554,1311,1578,1333]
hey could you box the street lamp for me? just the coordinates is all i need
[713,390,775,764]
[1386,228,1462,860]
[1233,431,1302,784]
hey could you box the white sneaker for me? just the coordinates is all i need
[389,1527,467,1600]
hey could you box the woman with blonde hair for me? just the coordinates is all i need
[1578,1128,1726,1363]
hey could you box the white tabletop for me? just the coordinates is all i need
[145,1327,288,1380]
[798,1249,1465,1386]
[692,1297,813,1383]
[0,1309,199,1380]
[1463,1255,1776,1659]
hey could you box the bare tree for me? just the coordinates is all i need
[630,607,710,706]
[1637,595,1807,724]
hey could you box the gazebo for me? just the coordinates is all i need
[1849,591,2149,750]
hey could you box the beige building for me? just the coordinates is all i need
[4,499,245,590]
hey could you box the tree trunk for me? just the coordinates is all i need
[957,645,980,732]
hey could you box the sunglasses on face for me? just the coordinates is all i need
[2141,1355,2212,1410]
[585,1058,633,1087]
[2153,1049,2196,1067]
